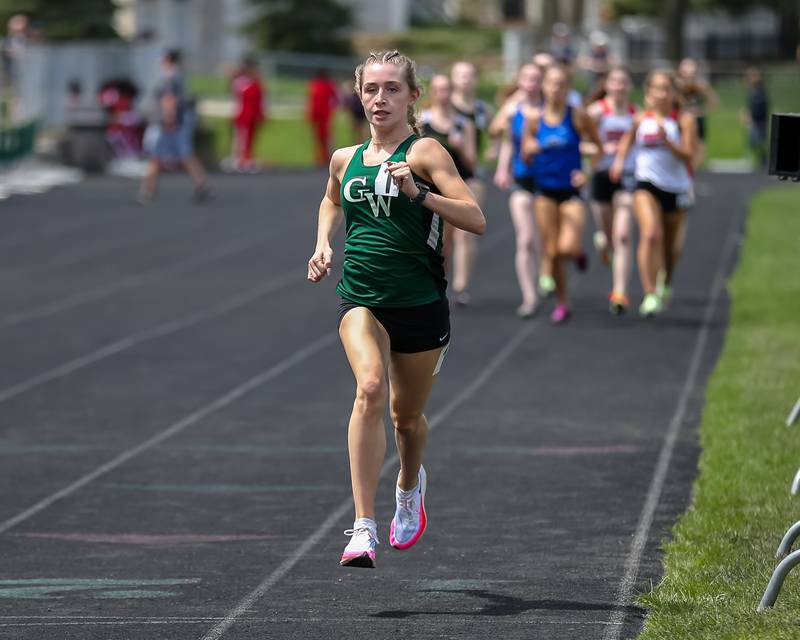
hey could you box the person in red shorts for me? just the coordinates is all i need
[307,68,339,166]
[231,55,265,172]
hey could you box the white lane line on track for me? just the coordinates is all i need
[0,333,338,536]
[0,223,512,405]
[4,212,220,275]
[0,217,307,331]
[601,219,742,640]
[0,269,301,404]
[200,321,536,640]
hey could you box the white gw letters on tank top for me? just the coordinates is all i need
[343,162,398,218]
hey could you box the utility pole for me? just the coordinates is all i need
[662,0,687,62]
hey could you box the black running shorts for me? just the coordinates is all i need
[536,187,581,205]
[592,169,635,203]
[337,296,451,354]
[512,175,537,195]
[635,181,692,213]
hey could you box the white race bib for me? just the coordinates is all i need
[374,162,400,197]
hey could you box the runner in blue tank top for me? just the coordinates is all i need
[489,63,548,318]
[522,64,602,324]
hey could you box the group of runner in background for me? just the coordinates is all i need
[137,40,770,324]
[423,51,721,323]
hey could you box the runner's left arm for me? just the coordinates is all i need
[388,137,486,235]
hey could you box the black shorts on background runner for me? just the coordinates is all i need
[635,181,692,213]
[592,170,635,203]
[537,187,581,204]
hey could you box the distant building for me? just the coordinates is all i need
[116,0,412,73]
[115,0,252,73]
[431,0,607,33]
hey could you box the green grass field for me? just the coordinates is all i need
[706,69,799,161]
[201,112,359,168]
[637,185,800,640]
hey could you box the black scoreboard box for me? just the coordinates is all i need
[769,113,800,180]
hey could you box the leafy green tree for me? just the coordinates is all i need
[0,0,117,40]
[247,0,353,55]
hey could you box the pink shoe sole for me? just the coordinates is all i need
[389,505,427,550]
[339,551,376,568]
[389,469,428,550]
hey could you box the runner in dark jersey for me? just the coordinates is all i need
[676,58,718,169]
[420,74,476,182]
[448,61,492,306]
[421,73,476,296]
[307,51,485,569]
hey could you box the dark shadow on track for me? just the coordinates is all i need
[371,589,644,619]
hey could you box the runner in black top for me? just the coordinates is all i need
[448,61,491,306]
[421,74,477,305]
[676,58,718,169]
[421,74,476,181]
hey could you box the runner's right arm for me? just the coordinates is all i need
[308,148,350,283]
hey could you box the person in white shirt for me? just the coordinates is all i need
[611,70,698,317]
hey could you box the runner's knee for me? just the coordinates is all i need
[516,235,536,254]
[613,228,629,246]
[642,227,663,248]
[391,411,424,435]
[354,377,387,415]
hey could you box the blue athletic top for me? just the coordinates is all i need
[534,106,582,190]
[510,106,536,179]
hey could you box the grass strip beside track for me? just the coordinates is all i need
[637,185,800,640]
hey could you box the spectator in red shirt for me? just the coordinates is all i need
[230,55,265,172]
[307,68,339,166]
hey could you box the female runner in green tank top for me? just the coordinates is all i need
[307,51,486,569]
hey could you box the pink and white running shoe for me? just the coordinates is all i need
[389,465,427,550]
[339,518,378,568]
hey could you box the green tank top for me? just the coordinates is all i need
[336,134,446,307]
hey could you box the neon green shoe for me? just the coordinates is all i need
[655,269,667,298]
[539,275,556,297]
[639,293,663,318]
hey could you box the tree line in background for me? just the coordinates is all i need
[0,0,116,40]
[0,0,796,61]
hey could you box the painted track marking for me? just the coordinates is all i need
[0,269,300,404]
[0,211,309,330]
[0,333,338,535]
[199,322,536,640]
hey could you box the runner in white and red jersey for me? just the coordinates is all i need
[586,67,637,314]
[611,70,697,317]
